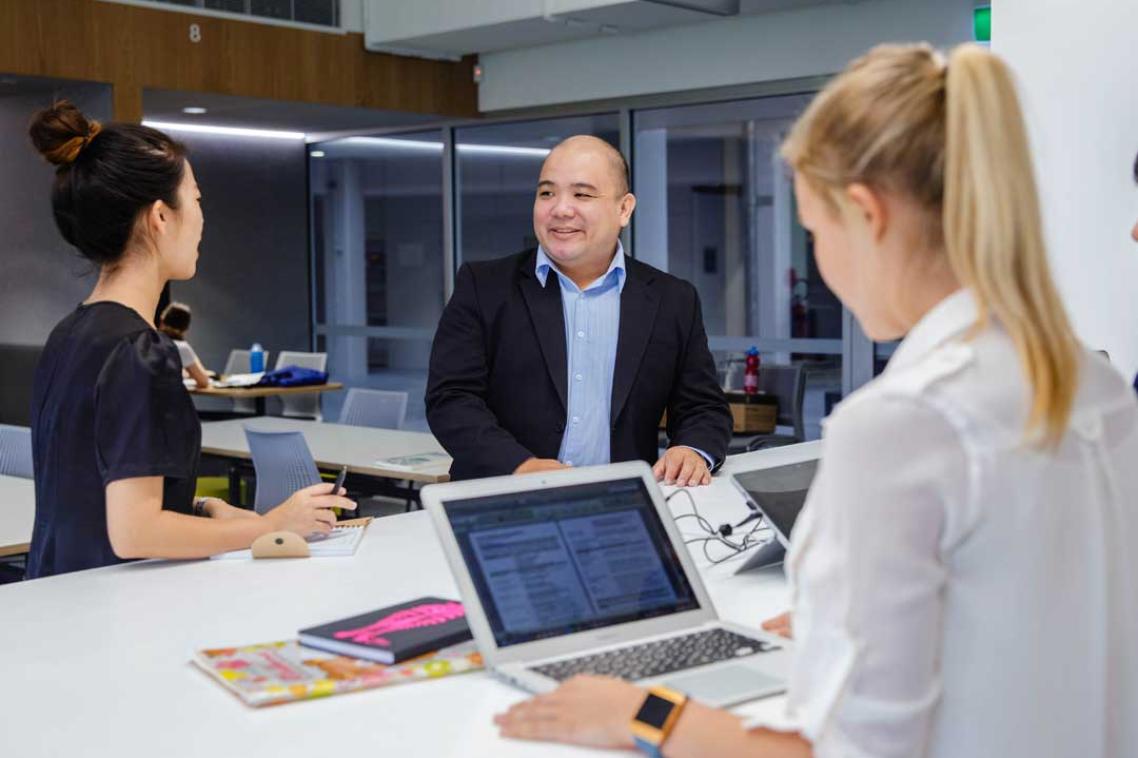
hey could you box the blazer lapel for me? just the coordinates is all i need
[611,266,660,423]
[518,265,568,411]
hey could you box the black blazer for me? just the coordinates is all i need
[426,250,732,481]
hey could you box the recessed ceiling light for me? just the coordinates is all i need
[310,150,326,158]
[182,106,208,115]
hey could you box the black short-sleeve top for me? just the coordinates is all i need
[28,302,201,578]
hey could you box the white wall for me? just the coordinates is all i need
[993,1,1138,378]
[478,0,972,111]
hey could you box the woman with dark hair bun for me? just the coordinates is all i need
[26,101,353,578]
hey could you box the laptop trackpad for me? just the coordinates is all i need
[661,664,782,706]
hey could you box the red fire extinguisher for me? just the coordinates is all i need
[744,346,761,395]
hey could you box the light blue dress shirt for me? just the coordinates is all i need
[535,245,713,470]
[535,245,625,468]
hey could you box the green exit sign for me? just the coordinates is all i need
[974,6,991,42]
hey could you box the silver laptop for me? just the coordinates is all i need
[727,441,821,574]
[421,461,791,707]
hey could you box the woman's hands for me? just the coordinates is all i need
[494,675,645,749]
[762,610,793,639]
[263,482,356,536]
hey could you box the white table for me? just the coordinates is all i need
[0,474,35,557]
[0,452,792,757]
[200,417,451,484]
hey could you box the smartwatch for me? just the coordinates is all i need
[630,685,689,757]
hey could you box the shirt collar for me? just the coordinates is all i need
[885,288,979,373]
[535,241,626,293]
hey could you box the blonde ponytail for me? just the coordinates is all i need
[782,43,1079,447]
[943,45,1077,446]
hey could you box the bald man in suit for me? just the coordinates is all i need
[427,136,731,484]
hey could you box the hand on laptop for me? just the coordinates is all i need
[762,611,793,639]
[654,447,711,487]
[494,675,643,749]
[514,457,571,475]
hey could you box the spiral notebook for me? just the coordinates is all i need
[210,518,370,560]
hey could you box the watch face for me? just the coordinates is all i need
[635,693,674,730]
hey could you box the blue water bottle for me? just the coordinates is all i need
[249,342,264,373]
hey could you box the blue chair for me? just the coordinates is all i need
[244,427,322,515]
[337,388,408,430]
[0,425,33,479]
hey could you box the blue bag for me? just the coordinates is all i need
[257,365,329,387]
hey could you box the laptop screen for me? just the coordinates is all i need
[733,459,818,539]
[442,477,701,648]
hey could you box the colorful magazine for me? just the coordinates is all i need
[193,639,483,707]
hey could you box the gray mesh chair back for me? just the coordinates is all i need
[338,388,408,430]
[275,351,328,420]
[0,424,33,479]
[761,364,806,440]
[741,364,807,452]
[224,349,271,415]
[244,427,322,514]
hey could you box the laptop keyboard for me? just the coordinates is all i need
[530,628,780,683]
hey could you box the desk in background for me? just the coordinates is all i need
[200,417,451,505]
[0,459,789,757]
[0,474,34,558]
[190,382,344,416]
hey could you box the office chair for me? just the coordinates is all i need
[223,348,271,416]
[244,427,322,515]
[275,351,328,420]
[0,424,33,479]
[742,364,806,452]
[338,388,408,430]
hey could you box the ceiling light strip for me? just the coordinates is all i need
[142,120,306,140]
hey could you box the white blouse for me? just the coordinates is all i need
[173,339,200,369]
[780,290,1138,758]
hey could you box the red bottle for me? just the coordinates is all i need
[743,347,760,395]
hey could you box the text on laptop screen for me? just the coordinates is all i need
[733,459,818,538]
[442,478,701,648]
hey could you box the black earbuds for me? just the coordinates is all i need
[717,523,733,538]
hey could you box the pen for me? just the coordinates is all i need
[332,464,348,496]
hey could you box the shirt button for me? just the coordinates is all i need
[575,374,583,381]
[565,461,573,466]
[576,331,585,339]
[572,416,580,424]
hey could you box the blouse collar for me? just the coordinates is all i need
[885,288,980,374]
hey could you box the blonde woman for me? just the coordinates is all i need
[493,44,1138,757]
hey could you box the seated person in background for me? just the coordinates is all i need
[1132,150,1137,393]
[26,101,353,579]
[426,135,732,486]
[158,301,210,389]
[1132,149,1138,244]
[493,44,1138,758]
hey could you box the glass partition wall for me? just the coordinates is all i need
[308,92,874,438]
[309,131,444,428]
[633,94,845,439]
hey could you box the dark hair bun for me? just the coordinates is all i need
[29,100,102,166]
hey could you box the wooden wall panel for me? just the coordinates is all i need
[0,0,478,121]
